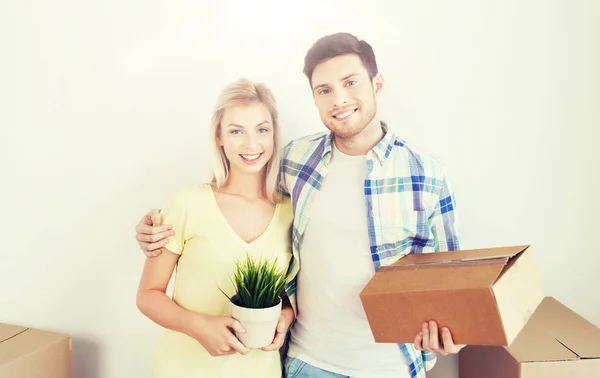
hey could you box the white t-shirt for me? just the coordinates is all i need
[287,142,410,378]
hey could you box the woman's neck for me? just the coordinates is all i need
[218,168,266,201]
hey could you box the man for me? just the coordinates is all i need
[135,33,463,378]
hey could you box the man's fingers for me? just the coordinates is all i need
[147,239,170,251]
[136,229,174,244]
[135,223,150,235]
[139,214,153,227]
[417,322,466,356]
[153,224,173,233]
[429,321,440,351]
[150,209,162,226]
[441,327,454,350]
[414,332,423,350]
[143,248,163,257]
[442,327,464,354]
[136,223,172,236]
[138,239,168,256]
[421,322,430,351]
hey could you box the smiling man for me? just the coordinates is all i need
[135,32,463,378]
[275,32,463,378]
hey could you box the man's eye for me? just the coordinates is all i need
[319,89,330,95]
[258,128,269,133]
[347,80,357,86]
[230,130,242,134]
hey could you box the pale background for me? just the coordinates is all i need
[2,0,599,377]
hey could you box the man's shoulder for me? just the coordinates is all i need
[283,131,330,154]
[389,136,447,178]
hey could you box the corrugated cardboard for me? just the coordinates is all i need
[359,245,544,346]
[0,323,71,378]
[459,296,600,377]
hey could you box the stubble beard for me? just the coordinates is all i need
[327,102,378,142]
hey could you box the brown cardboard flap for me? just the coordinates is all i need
[508,297,600,362]
[362,261,507,293]
[385,245,529,267]
[384,256,509,268]
[373,246,530,292]
[511,338,580,362]
[548,299,600,358]
[0,324,27,344]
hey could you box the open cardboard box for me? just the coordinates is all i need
[459,296,600,377]
[0,323,71,378]
[359,245,544,346]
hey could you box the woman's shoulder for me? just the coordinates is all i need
[164,183,213,208]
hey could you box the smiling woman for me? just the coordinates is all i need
[210,78,283,203]
[134,78,295,378]
[219,105,274,170]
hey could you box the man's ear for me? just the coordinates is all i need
[373,73,384,96]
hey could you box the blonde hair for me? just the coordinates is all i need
[209,78,283,203]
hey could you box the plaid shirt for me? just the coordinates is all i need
[278,122,461,378]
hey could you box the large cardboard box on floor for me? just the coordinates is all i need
[459,296,600,377]
[359,245,545,346]
[0,323,71,378]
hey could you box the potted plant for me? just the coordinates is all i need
[220,253,288,348]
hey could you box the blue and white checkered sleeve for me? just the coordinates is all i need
[277,142,292,197]
[429,170,460,252]
[422,349,437,371]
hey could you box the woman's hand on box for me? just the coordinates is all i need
[414,320,465,356]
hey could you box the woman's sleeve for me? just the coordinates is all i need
[160,188,190,255]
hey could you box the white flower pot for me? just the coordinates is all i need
[229,296,282,349]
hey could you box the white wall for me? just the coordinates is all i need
[2,1,598,377]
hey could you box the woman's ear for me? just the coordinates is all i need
[216,128,224,146]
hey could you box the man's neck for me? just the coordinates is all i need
[333,118,385,156]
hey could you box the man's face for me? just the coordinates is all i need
[310,54,382,140]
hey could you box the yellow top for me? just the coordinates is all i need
[150,183,293,378]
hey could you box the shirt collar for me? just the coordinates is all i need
[322,121,396,166]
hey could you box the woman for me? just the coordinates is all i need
[136,78,295,378]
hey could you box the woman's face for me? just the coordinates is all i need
[218,102,275,177]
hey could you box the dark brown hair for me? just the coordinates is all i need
[303,32,379,87]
